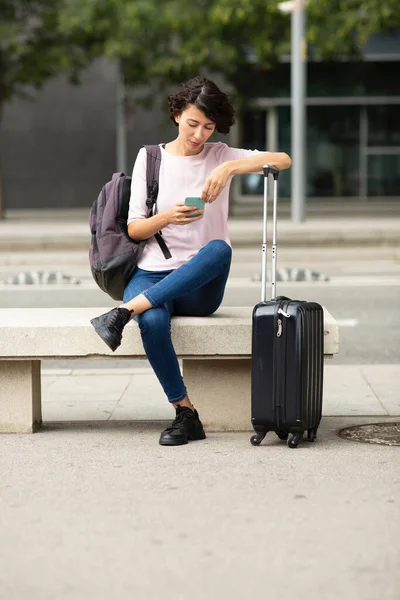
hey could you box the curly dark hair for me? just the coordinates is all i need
[167,76,236,135]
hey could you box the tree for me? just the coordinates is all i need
[307,0,400,57]
[59,0,400,96]
[0,0,101,217]
[58,0,290,102]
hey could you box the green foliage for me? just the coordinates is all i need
[58,0,400,103]
[0,0,99,103]
[307,0,400,57]
[1,0,399,105]
[58,0,290,101]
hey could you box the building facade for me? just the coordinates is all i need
[232,31,400,212]
[0,60,175,212]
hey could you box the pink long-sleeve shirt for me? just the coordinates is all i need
[127,142,260,271]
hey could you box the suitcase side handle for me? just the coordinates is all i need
[261,165,280,302]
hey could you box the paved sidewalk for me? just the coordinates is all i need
[41,363,400,423]
[4,352,400,600]
[1,416,399,600]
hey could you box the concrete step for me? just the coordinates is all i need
[0,216,399,250]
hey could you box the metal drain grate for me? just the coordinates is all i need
[251,268,330,282]
[338,422,400,446]
[1,271,81,285]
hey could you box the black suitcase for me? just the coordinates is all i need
[250,166,324,449]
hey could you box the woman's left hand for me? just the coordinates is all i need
[201,163,232,204]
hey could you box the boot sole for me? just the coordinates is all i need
[90,318,120,352]
[159,438,189,446]
[159,432,206,446]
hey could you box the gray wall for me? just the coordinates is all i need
[1,60,175,210]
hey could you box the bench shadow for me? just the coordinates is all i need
[41,420,171,434]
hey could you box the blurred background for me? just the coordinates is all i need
[1,0,400,219]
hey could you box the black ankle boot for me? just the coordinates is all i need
[159,406,206,446]
[90,307,133,351]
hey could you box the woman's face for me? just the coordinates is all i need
[175,104,216,154]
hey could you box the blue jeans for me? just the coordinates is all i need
[123,239,232,403]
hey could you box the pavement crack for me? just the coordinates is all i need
[108,376,132,420]
[360,368,390,416]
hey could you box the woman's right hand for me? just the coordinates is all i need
[166,202,204,225]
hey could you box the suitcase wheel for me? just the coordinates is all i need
[250,433,266,446]
[288,434,302,449]
[276,432,288,441]
[307,428,317,443]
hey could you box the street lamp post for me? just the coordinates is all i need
[291,0,307,222]
[279,0,307,222]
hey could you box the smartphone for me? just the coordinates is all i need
[184,197,205,209]
[184,196,205,218]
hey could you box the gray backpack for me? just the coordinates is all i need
[89,145,171,300]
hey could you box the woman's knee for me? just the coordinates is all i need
[206,239,232,263]
[138,306,170,335]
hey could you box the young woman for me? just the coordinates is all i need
[91,76,291,446]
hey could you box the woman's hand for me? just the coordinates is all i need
[166,202,204,225]
[201,163,232,204]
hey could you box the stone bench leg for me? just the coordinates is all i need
[0,361,42,433]
[182,358,251,432]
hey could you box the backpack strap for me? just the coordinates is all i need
[144,145,172,260]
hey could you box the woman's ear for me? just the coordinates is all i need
[175,114,181,124]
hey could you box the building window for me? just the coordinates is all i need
[239,102,400,200]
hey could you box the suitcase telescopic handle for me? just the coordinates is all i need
[261,164,280,303]
[263,165,279,180]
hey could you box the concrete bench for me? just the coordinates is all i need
[0,307,339,434]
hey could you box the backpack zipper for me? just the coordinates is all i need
[97,187,107,238]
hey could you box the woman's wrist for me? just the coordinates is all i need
[160,208,172,227]
[222,160,236,177]
[128,211,170,241]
